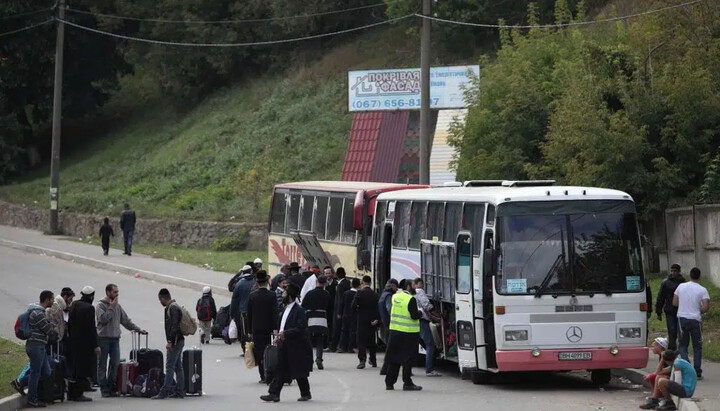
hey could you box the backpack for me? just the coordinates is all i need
[196,299,212,322]
[15,306,42,340]
[228,272,242,292]
[172,303,197,336]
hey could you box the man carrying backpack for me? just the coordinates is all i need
[196,286,217,345]
[22,290,58,408]
[153,288,185,400]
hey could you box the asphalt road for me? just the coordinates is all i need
[0,246,651,410]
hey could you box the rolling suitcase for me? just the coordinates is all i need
[39,342,65,403]
[117,332,140,395]
[182,348,202,396]
[131,332,164,375]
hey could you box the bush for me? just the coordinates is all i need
[211,229,248,251]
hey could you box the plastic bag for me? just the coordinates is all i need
[245,342,256,369]
[228,319,238,340]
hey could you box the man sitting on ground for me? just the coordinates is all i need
[645,337,670,391]
[639,350,697,411]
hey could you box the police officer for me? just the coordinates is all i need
[383,279,422,391]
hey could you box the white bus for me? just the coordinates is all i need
[373,181,649,384]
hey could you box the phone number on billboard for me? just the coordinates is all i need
[351,98,440,110]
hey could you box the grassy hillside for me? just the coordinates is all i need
[0,26,420,223]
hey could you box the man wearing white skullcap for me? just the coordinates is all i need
[196,286,217,344]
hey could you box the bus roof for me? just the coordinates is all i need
[376,185,634,204]
[274,181,424,193]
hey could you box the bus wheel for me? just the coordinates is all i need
[471,370,493,385]
[591,369,612,385]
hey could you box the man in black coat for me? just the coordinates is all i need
[655,263,686,350]
[353,275,380,369]
[331,267,350,351]
[67,286,100,402]
[384,279,422,391]
[119,203,136,256]
[338,277,360,353]
[323,266,336,350]
[261,276,313,403]
[302,275,330,370]
[247,271,278,383]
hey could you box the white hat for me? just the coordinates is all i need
[202,286,211,294]
[242,265,252,272]
[81,286,95,295]
[254,258,263,264]
[653,337,668,350]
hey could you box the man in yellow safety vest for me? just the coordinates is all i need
[383,279,422,391]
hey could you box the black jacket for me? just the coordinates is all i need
[99,224,114,240]
[335,278,351,317]
[278,303,313,379]
[302,287,330,334]
[384,292,421,363]
[341,289,358,319]
[164,301,184,345]
[247,288,278,335]
[67,298,99,378]
[325,278,337,323]
[195,294,217,322]
[655,275,686,315]
[120,209,136,231]
[352,287,379,325]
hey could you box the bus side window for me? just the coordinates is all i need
[313,196,329,240]
[443,203,462,242]
[409,201,427,249]
[327,197,344,242]
[341,198,356,244]
[299,195,314,231]
[486,204,496,225]
[287,194,301,232]
[463,203,486,255]
[427,202,445,240]
[270,192,287,233]
[393,201,411,249]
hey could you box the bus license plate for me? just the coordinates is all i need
[559,351,592,361]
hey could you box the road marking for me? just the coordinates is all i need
[326,370,351,410]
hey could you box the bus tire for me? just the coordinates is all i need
[471,370,492,385]
[591,369,612,385]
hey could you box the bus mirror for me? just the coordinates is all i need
[483,249,496,278]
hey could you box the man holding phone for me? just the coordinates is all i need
[96,283,147,397]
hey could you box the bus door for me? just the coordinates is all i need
[455,232,478,371]
[482,229,497,368]
[290,231,333,269]
[373,223,393,288]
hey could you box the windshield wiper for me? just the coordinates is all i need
[534,254,563,298]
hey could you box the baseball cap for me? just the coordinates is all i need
[653,337,668,350]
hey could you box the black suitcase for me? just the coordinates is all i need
[130,332,164,375]
[211,322,223,339]
[182,348,202,396]
[39,343,65,403]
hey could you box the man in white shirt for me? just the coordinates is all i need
[673,267,711,379]
[300,265,322,301]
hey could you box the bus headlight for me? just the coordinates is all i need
[609,345,619,356]
[619,327,642,339]
[531,347,541,357]
[505,330,529,342]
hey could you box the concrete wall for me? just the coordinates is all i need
[0,200,267,250]
[665,205,720,287]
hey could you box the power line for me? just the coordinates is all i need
[63,1,397,24]
[415,0,702,29]
[0,7,53,22]
[56,14,413,47]
[0,18,54,38]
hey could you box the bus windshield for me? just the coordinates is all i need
[496,200,644,296]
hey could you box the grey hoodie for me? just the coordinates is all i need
[96,297,141,338]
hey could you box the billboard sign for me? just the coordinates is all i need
[348,65,479,112]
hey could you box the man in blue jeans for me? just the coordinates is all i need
[673,267,711,379]
[153,288,185,400]
[25,290,58,408]
[120,203,136,256]
[412,278,441,377]
[95,283,147,397]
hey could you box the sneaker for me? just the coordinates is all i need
[657,400,676,411]
[403,384,422,391]
[10,379,25,396]
[260,394,280,402]
[425,371,442,377]
[152,391,170,400]
[297,395,312,401]
[25,400,46,408]
[639,397,660,410]
[370,361,377,368]
[357,362,366,369]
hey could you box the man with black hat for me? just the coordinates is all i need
[261,275,313,402]
[353,275,380,369]
[330,267,350,352]
[153,288,184,400]
[248,270,278,383]
[302,275,330,370]
[378,279,398,375]
[67,286,100,402]
[338,278,360,353]
[384,279,422,391]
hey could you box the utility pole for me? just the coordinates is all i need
[49,0,66,234]
[419,0,432,185]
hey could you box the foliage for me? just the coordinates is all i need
[211,229,248,252]
[0,338,28,398]
[451,1,720,219]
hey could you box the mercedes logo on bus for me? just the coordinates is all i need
[566,326,583,343]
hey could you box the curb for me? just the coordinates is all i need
[0,238,231,298]
[0,394,23,411]
[613,368,702,411]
